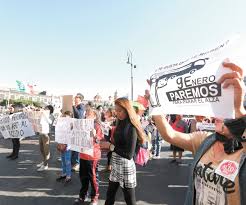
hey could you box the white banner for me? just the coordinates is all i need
[149,35,246,118]
[52,112,61,126]
[27,110,50,133]
[196,122,215,131]
[0,112,35,139]
[101,122,111,136]
[55,118,94,156]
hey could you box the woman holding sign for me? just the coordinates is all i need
[100,97,146,205]
[75,108,103,205]
[6,104,24,160]
[152,62,246,205]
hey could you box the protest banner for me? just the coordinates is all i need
[149,35,246,118]
[27,110,50,133]
[52,112,61,126]
[0,112,35,139]
[55,118,94,156]
[196,122,215,132]
[101,122,111,136]
[62,95,73,113]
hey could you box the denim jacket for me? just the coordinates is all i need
[184,133,246,205]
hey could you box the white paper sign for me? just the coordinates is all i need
[0,112,35,139]
[55,118,94,156]
[27,110,50,133]
[101,122,111,136]
[196,122,215,131]
[149,35,246,118]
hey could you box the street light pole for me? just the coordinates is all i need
[127,50,136,101]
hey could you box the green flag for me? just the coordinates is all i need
[16,80,26,92]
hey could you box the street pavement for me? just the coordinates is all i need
[0,137,193,205]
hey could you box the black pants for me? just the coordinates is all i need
[107,151,112,166]
[12,138,20,157]
[79,159,99,201]
[105,180,136,205]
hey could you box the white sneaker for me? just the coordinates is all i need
[37,165,48,172]
[89,201,98,205]
[72,164,80,172]
[153,156,160,159]
[36,162,44,168]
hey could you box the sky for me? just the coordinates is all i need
[0,0,246,100]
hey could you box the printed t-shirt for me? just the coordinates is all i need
[189,131,245,205]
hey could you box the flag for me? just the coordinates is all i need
[16,80,26,92]
[137,95,149,108]
[27,83,36,95]
[132,101,146,111]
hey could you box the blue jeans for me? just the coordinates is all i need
[61,150,72,177]
[152,136,161,157]
[71,151,80,166]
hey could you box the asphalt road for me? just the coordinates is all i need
[0,136,193,205]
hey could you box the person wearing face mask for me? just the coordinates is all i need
[152,61,246,205]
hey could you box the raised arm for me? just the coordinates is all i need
[152,61,246,152]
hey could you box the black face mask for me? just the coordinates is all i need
[215,116,246,154]
[215,133,243,154]
[224,117,246,142]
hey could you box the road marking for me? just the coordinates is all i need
[168,185,188,188]
[178,163,189,167]
[0,176,42,179]
[27,188,52,191]
[0,191,77,197]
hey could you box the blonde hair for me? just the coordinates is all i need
[115,97,146,144]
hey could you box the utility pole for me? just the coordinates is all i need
[126,50,136,101]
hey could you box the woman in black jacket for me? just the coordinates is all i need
[101,97,145,205]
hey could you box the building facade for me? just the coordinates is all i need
[0,87,61,108]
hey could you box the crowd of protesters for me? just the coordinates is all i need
[1,61,246,205]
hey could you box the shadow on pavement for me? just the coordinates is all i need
[0,137,191,205]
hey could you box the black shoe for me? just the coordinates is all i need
[56,175,66,182]
[64,177,71,186]
[6,154,13,159]
[10,155,18,160]
[169,159,176,163]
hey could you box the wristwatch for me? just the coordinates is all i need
[109,143,115,151]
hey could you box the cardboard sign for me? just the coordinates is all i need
[62,95,73,113]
